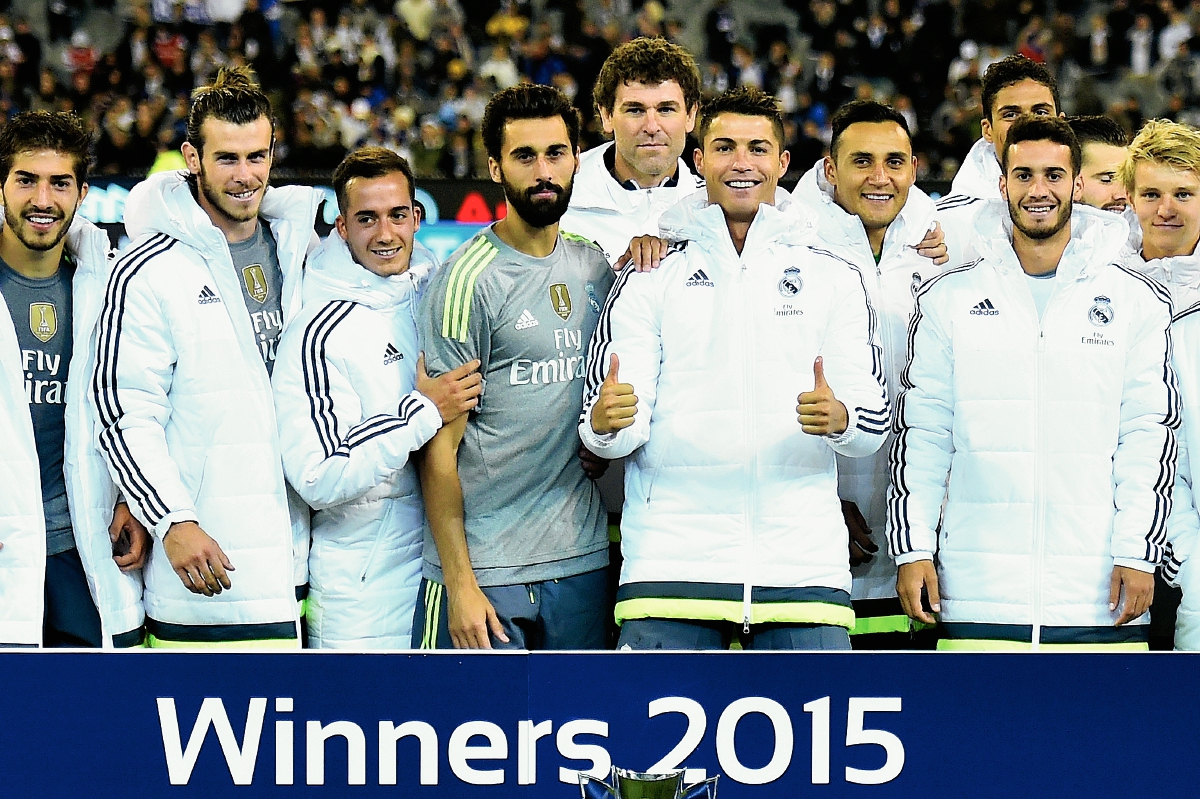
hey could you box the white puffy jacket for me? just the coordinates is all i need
[936,138,1001,268]
[561,142,703,265]
[579,191,890,630]
[272,235,442,649]
[0,215,144,646]
[888,201,1178,645]
[92,171,320,642]
[792,161,941,602]
[1123,245,1200,313]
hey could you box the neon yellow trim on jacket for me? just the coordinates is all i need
[615,597,856,629]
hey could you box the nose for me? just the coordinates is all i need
[868,161,888,184]
[33,179,53,207]
[534,154,555,182]
[1159,194,1176,217]
[643,108,662,135]
[233,158,254,184]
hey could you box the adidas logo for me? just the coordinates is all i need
[197,286,221,305]
[383,343,404,365]
[685,269,714,288]
[515,309,539,330]
[969,298,999,316]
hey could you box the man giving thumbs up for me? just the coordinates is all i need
[578,87,892,651]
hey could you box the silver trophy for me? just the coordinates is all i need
[579,767,718,799]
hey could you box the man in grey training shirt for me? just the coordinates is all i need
[0,111,147,647]
[414,85,615,649]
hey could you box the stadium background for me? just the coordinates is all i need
[4,0,1195,251]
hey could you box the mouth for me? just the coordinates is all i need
[725,179,761,190]
[24,212,63,232]
[862,193,894,204]
[227,187,260,202]
[371,245,402,259]
[1102,201,1127,212]
[1022,202,1057,219]
[527,183,562,202]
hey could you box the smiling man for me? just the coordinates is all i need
[1120,119,1200,313]
[790,100,943,649]
[937,56,1061,267]
[890,116,1176,650]
[271,147,481,648]
[0,111,146,648]
[93,67,323,648]
[414,85,615,650]
[579,88,890,650]
[1067,115,1130,214]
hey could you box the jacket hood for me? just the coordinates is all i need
[949,138,1002,200]
[971,199,1130,280]
[658,187,816,251]
[793,158,939,256]
[569,141,702,212]
[303,232,436,310]
[123,170,321,255]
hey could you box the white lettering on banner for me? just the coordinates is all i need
[154,694,901,788]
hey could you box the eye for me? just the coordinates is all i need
[1034,107,1051,116]
[887,158,905,168]
[1179,191,1193,201]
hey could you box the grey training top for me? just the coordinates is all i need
[229,219,284,376]
[0,254,75,554]
[419,225,615,586]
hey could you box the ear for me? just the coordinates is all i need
[685,103,698,134]
[77,182,88,205]
[574,146,581,175]
[981,117,994,145]
[693,146,705,177]
[999,173,1008,203]
[823,154,836,187]
[1073,172,1084,202]
[181,141,201,175]
[488,156,502,184]
[779,147,790,174]
[598,104,615,136]
[334,214,348,241]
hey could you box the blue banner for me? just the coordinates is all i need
[0,652,1193,797]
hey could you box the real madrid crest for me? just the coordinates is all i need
[1088,295,1114,327]
[549,282,572,321]
[243,264,268,304]
[29,302,57,343]
[778,266,803,297]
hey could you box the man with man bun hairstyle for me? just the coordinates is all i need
[271,147,481,649]
[1067,115,1130,214]
[92,67,322,648]
[0,111,146,647]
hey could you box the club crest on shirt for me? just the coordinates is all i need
[29,302,57,343]
[550,283,572,321]
[778,266,803,297]
[243,264,268,304]
[1088,295,1114,327]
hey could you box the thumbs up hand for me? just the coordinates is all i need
[590,353,638,435]
[797,356,849,436]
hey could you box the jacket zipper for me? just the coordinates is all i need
[740,249,757,633]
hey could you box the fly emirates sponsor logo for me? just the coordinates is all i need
[509,328,587,386]
[23,349,65,404]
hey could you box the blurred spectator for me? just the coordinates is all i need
[410,116,448,178]
[705,0,736,67]
[63,30,97,76]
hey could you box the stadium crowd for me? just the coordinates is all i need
[7,0,1200,654]
[8,0,1200,179]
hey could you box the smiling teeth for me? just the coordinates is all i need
[864,194,891,200]
[374,248,400,257]
[231,190,255,199]
[728,181,756,188]
[27,216,55,223]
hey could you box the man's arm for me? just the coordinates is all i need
[1110,284,1180,622]
[91,251,231,594]
[887,283,955,620]
[579,265,665,459]
[418,414,508,649]
[1164,424,1198,587]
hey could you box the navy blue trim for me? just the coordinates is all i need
[941,622,1149,644]
[146,617,298,643]
[301,300,356,458]
[616,581,851,607]
[111,627,145,648]
[582,264,639,416]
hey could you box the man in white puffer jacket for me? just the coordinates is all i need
[1119,119,1200,313]
[580,88,891,650]
[0,111,145,647]
[92,68,320,647]
[272,148,481,648]
[890,116,1178,650]
[791,100,943,648]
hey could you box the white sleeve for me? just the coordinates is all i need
[273,303,442,511]
[91,246,197,539]
[887,285,954,564]
[578,265,663,459]
[1165,424,1198,586]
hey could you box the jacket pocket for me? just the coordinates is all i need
[359,502,395,584]
[643,429,674,504]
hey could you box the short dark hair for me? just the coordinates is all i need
[332,146,416,213]
[1001,115,1081,175]
[481,84,581,162]
[1067,115,1130,149]
[187,66,274,156]
[829,100,911,159]
[0,111,92,184]
[697,87,786,150]
[592,37,702,116]
[980,55,1059,122]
